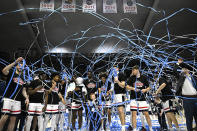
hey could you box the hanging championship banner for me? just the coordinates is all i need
[82,0,97,13]
[40,0,54,11]
[103,0,117,13]
[61,0,76,12]
[123,0,137,13]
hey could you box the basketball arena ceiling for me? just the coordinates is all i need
[0,0,197,59]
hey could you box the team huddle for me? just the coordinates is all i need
[0,57,197,131]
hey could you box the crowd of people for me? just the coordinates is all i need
[0,57,197,131]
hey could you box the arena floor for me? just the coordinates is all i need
[45,109,189,131]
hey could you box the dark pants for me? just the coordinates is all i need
[157,113,168,130]
[183,98,197,131]
[85,103,89,125]
[89,112,101,131]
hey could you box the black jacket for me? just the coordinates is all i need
[173,64,197,96]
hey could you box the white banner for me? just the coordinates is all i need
[61,0,76,12]
[82,0,97,13]
[40,0,54,12]
[123,0,137,14]
[103,0,117,13]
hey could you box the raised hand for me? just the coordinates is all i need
[15,57,24,63]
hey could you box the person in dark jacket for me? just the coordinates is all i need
[154,74,179,131]
[173,58,197,131]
